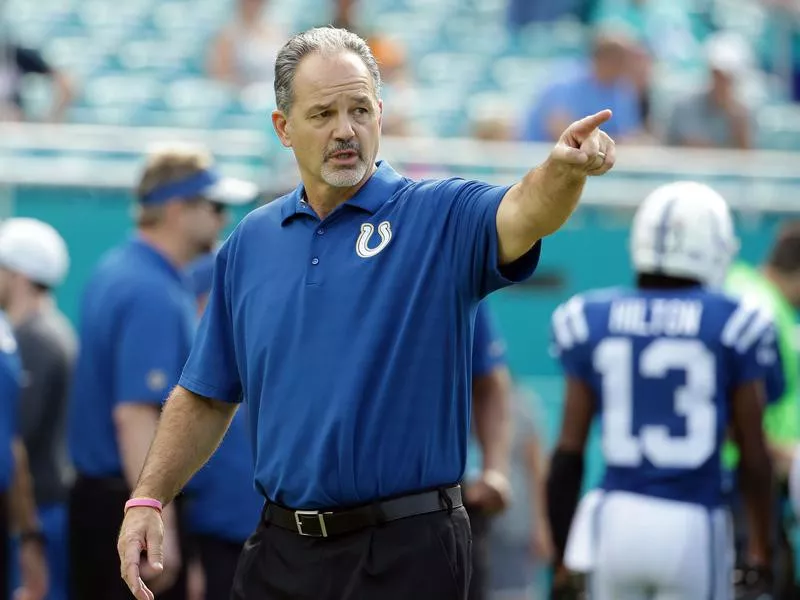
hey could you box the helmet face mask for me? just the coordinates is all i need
[630,181,738,288]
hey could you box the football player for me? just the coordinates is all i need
[546,181,777,599]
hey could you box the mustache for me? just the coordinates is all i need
[324,142,361,160]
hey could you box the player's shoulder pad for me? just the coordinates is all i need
[551,288,621,351]
[718,291,776,355]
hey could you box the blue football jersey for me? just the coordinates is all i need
[552,286,780,508]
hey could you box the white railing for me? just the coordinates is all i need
[1,122,799,212]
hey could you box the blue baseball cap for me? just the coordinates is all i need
[140,168,259,206]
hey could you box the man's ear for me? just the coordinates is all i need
[377,98,383,131]
[272,110,292,148]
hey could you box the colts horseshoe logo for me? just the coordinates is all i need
[355,221,393,258]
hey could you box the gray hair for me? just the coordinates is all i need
[274,27,382,114]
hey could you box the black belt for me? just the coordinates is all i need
[263,485,462,538]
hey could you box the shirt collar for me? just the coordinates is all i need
[280,161,405,225]
[128,237,191,288]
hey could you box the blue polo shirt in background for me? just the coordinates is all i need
[522,64,641,142]
[0,312,20,492]
[182,252,263,543]
[465,302,509,482]
[179,161,541,509]
[68,238,197,478]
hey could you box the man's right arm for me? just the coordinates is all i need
[118,386,237,600]
[131,386,237,505]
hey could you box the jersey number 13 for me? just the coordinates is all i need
[594,338,717,469]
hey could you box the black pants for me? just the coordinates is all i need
[195,535,245,600]
[231,505,472,600]
[464,504,491,600]
[68,475,187,600]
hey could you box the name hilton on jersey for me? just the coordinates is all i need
[608,298,703,337]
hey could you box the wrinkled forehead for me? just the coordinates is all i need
[292,51,378,107]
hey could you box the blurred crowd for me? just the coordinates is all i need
[1,0,800,150]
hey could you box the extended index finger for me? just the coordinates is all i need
[571,109,613,138]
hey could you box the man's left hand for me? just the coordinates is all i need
[550,110,616,177]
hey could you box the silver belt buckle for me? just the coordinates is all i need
[294,510,328,537]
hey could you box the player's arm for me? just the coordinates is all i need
[546,377,594,571]
[495,110,615,264]
[731,380,774,569]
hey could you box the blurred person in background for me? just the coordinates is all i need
[0,310,48,600]
[330,0,418,136]
[67,144,257,600]
[0,39,73,122]
[664,32,758,150]
[505,0,594,29]
[521,27,644,144]
[464,302,514,600]
[487,388,552,600]
[182,234,263,600]
[756,0,800,103]
[725,222,800,598]
[367,37,417,137]
[206,0,288,88]
[0,219,74,600]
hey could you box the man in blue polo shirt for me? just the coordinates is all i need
[118,27,616,600]
[68,144,256,600]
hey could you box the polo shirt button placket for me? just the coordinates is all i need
[307,223,326,285]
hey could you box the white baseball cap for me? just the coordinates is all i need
[706,32,753,78]
[0,218,70,287]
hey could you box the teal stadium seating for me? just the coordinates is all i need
[5,0,797,142]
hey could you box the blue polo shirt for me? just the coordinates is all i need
[183,251,263,543]
[179,161,541,509]
[465,302,508,481]
[0,312,20,492]
[68,238,197,478]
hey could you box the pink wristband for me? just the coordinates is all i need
[124,498,163,514]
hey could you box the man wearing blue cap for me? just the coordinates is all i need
[68,144,257,600]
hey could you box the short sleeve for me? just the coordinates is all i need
[722,301,784,402]
[437,178,541,300]
[114,289,187,405]
[179,239,242,403]
[550,296,593,381]
[472,302,507,378]
[14,46,51,75]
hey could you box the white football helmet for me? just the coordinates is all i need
[630,181,738,287]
